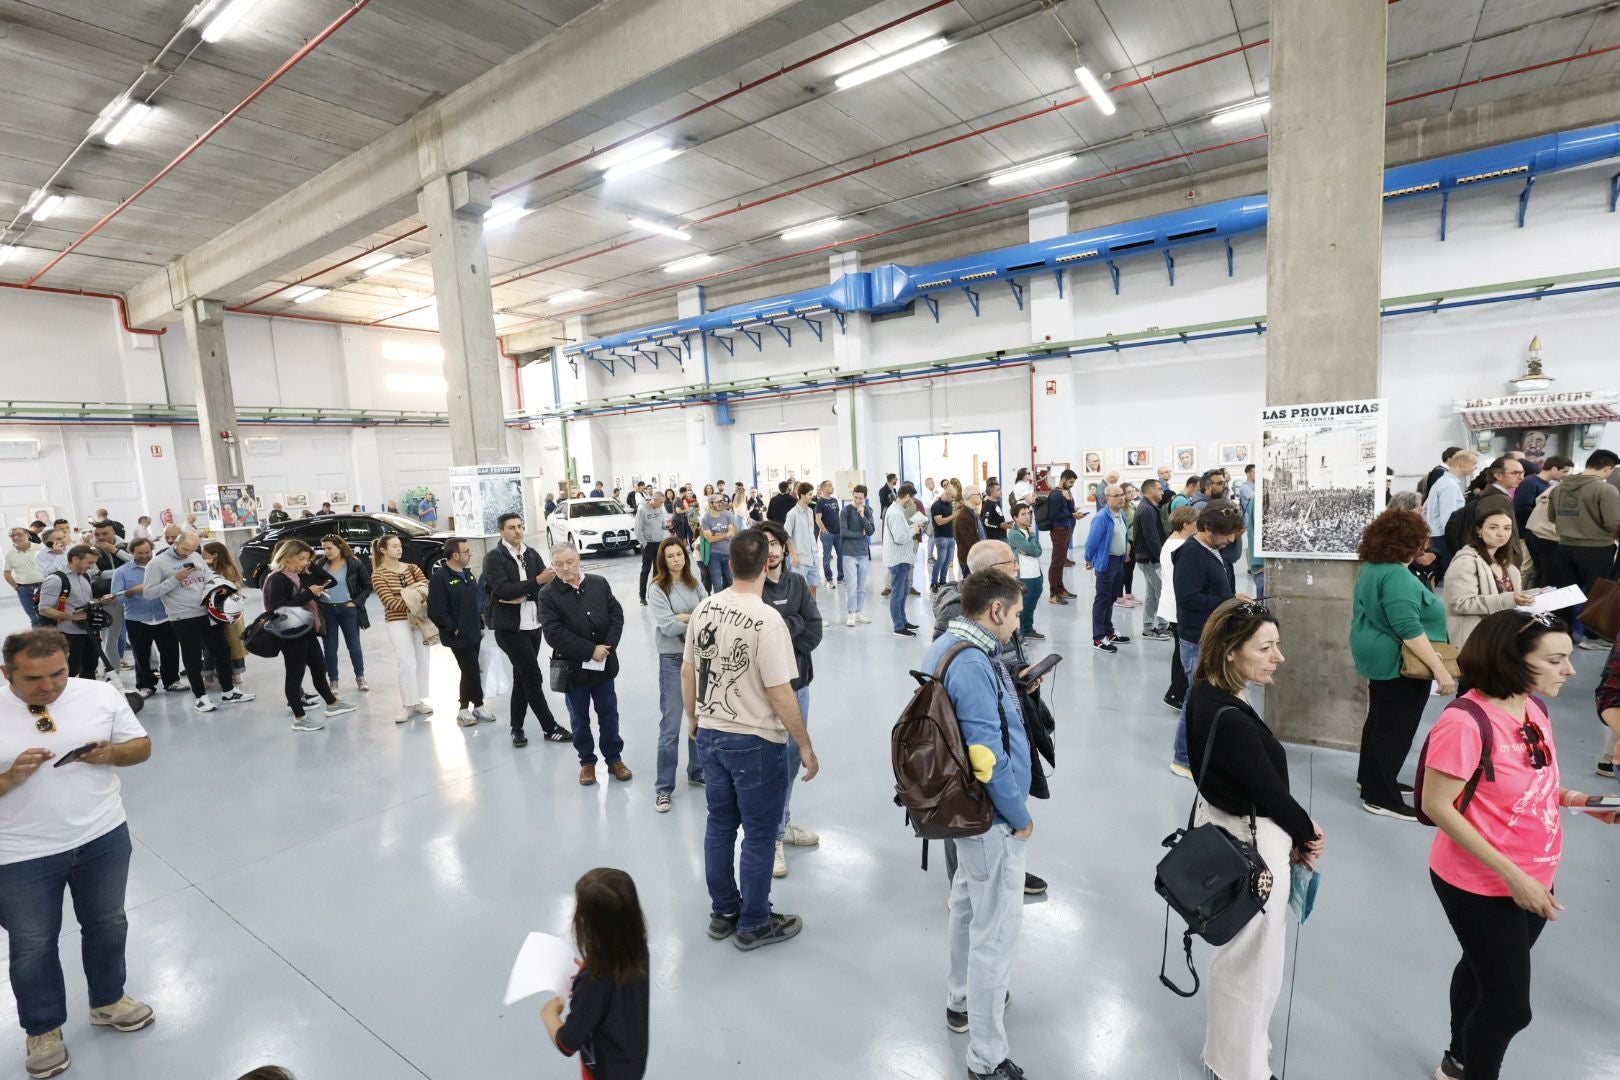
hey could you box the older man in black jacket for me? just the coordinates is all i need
[481,513,567,748]
[539,543,628,787]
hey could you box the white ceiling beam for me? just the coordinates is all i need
[121,0,871,328]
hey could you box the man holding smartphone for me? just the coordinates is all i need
[0,628,154,1079]
[141,532,248,714]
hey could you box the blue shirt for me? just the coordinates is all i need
[319,562,352,605]
[113,561,168,624]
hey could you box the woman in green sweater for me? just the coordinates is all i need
[1350,508,1454,821]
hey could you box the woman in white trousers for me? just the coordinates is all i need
[370,534,433,723]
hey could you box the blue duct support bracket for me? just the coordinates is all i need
[1224,239,1234,278]
[592,354,615,376]
[1008,279,1024,311]
[1053,268,1066,299]
[797,315,824,342]
[621,352,638,373]
[831,310,847,333]
[659,342,682,365]
[1610,171,1619,212]
[739,327,763,351]
[962,286,981,317]
[1440,191,1451,241]
[770,322,792,347]
[1107,260,1120,295]
[1164,249,1176,287]
[707,332,734,357]
[922,295,940,322]
[1517,175,1536,227]
[567,357,579,378]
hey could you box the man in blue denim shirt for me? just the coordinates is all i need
[920,572,1032,1080]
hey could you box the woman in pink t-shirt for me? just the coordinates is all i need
[1420,610,1619,1080]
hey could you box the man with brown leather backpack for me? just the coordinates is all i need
[912,572,1032,1080]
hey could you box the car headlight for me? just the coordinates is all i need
[576,529,599,536]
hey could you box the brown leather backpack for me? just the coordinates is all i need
[891,640,1007,840]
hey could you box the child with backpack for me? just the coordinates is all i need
[541,868,650,1080]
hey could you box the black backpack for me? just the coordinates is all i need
[1031,493,1052,531]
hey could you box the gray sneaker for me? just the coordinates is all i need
[734,912,802,951]
[25,1028,68,1078]
[87,995,154,1032]
[472,706,497,723]
[290,715,325,733]
[456,709,478,727]
[323,700,356,718]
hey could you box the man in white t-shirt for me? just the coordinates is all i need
[683,530,818,952]
[0,629,154,1078]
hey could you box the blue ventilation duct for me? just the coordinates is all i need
[563,122,1620,361]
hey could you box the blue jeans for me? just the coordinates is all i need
[698,728,790,933]
[842,554,869,615]
[820,532,842,581]
[655,654,700,794]
[1092,559,1123,641]
[931,537,955,587]
[321,602,365,680]
[566,679,624,766]
[1019,576,1042,635]
[13,584,40,627]
[708,553,733,590]
[777,686,811,840]
[0,823,132,1036]
[888,562,913,631]
[1174,638,1200,766]
[947,824,1028,1074]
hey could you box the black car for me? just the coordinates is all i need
[238,513,446,587]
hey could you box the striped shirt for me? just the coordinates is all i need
[372,563,426,622]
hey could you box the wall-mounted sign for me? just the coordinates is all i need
[1257,398,1387,561]
[1452,389,1620,411]
[1044,379,1058,396]
[148,445,163,458]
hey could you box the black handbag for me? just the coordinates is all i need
[1154,705,1274,997]
[548,653,571,693]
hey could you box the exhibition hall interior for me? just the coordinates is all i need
[2,0,1620,1078]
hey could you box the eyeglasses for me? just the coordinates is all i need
[28,705,54,734]
[1235,600,1271,618]
[1518,611,1558,632]
[1519,717,1548,770]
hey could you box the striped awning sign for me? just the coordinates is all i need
[1453,390,1620,430]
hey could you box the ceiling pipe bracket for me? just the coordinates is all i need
[1440,190,1451,241]
[1007,279,1024,311]
[1224,239,1234,278]
[1053,268,1066,299]
[1107,260,1120,295]
[1164,249,1176,287]
[1610,171,1619,212]
[770,322,792,348]
[796,315,824,342]
[707,332,734,357]
[1517,175,1536,227]
[738,326,763,351]
[962,286,980,317]
[922,295,940,322]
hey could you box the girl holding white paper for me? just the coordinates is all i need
[541,868,649,1080]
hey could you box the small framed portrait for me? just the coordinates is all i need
[326,490,350,506]
[285,492,309,510]
[1218,442,1251,467]
[189,498,207,514]
[1172,445,1198,472]
[1124,447,1153,469]
[1082,449,1105,475]
[27,507,52,525]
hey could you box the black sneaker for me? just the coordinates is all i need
[706,912,739,940]
[1108,633,1131,645]
[1435,1050,1465,1079]
[946,992,1012,1033]
[1363,800,1418,822]
[733,912,802,951]
[967,1060,1025,1080]
[905,622,920,630]
[688,772,706,786]
[1092,639,1117,654]
[1024,629,1045,640]
[512,731,529,748]
[1162,694,1183,712]
[544,729,573,743]
[893,627,917,638]
[1023,872,1047,896]
[1598,760,1616,780]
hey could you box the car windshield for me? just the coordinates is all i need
[372,513,430,536]
[568,501,628,518]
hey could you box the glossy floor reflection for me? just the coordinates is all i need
[0,552,1614,1080]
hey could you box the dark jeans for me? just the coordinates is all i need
[281,635,332,717]
[495,628,562,735]
[1561,542,1619,637]
[1358,676,1431,809]
[1046,525,1072,595]
[450,643,483,707]
[1121,557,1135,594]
[64,632,99,680]
[820,532,842,581]
[1092,560,1122,641]
[638,543,659,602]
[13,584,40,627]
[566,679,623,766]
[0,823,132,1036]
[1432,871,1548,1080]
[1166,622,1188,703]
[888,562,913,631]
[172,615,233,698]
[125,620,178,691]
[1523,535,1567,592]
[698,728,790,933]
[321,603,365,680]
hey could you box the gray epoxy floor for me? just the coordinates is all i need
[0,551,1614,1080]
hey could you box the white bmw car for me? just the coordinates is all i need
[544,498,639,556]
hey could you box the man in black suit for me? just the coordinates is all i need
[481,512,568,748]
[539,544,628,787]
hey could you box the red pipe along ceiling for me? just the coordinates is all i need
[0,280,164,336]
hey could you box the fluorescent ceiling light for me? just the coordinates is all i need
[483,202,533,230]
[663,253,714,274]
[1211,97,1270,126]
[289,286,329,304]
[1074,67,1116,116]
[0,246,15,265]
[384,373,448,394]
[200,0,265,43]
[780,217,842,241]
[987,155,1078,186]
[381,341,443,364]
[361,255,410,277]
[834,37,949,89]
[30,194,64,222]
[103,102,152,146]
[548,289,593,304]
[599,137,683,181]
[628,217,692,242]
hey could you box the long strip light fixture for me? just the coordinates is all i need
[834,37,949,89]
[600,136,683,181]
[548,289,593,304]
[199,0,267,43]
[28,193,65,222]
[780,217,842,241]
[987,155,1078,186]
[1073,66,1116,115]
[629,217,693,242]
[663,253,713,274]
[1211,97,1270,126]
[361,254,410,277]
[288,286,329,304]
[484,200,533,230]
[0,246,15,265]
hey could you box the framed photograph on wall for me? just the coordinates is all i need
[189,498,207,514]
[1124,447,1153,469]
[285,493,309,510]
[1171,445,1198,473]
[1082,449,1105,475]
[27,508,52,525]
[327,490,350,506]
[1257,398,1386,560]
[1219,442,1252,467]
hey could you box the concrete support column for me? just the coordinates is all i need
[679,286,719,485]
[827,253,872,476]
[1263,0,1388,749]
[418,171,506,469]
[1028,203,1076,477]
[182,298,245,488]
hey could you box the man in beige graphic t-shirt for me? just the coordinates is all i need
[683,529,818,951]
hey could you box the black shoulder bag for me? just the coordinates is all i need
[1154,705,1274,997]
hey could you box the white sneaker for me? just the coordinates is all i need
[290,715,324,733]
[856,613,871,624]
[456,708,478,727]
[845,615,856,627]
[219,690,255,704]
[414,702,434,716]
[472,706,496,723]
[772,840,788,879]
[136,687,155,699]
[193,697,217,713]
[396,710,413,725]
[782,823,819,846]
[118,658,133,671]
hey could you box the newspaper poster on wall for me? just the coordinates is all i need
[448,463,524,536]
[1257,398,1386,560]
[204,484,260,531]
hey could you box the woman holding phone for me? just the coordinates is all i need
[317,534,372,692]
[262,540,355,732]
[371,533,433,723]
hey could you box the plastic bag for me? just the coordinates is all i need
[480,635,513,698]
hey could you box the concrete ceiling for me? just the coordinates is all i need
[3,0,1617,338]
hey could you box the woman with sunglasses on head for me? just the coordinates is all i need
[201,541,249,688]
[1184,598,1324,1080]
[1421,609,1618,1080]
[316,534,372,692]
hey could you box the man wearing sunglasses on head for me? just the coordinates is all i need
[0,629,154,1079]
